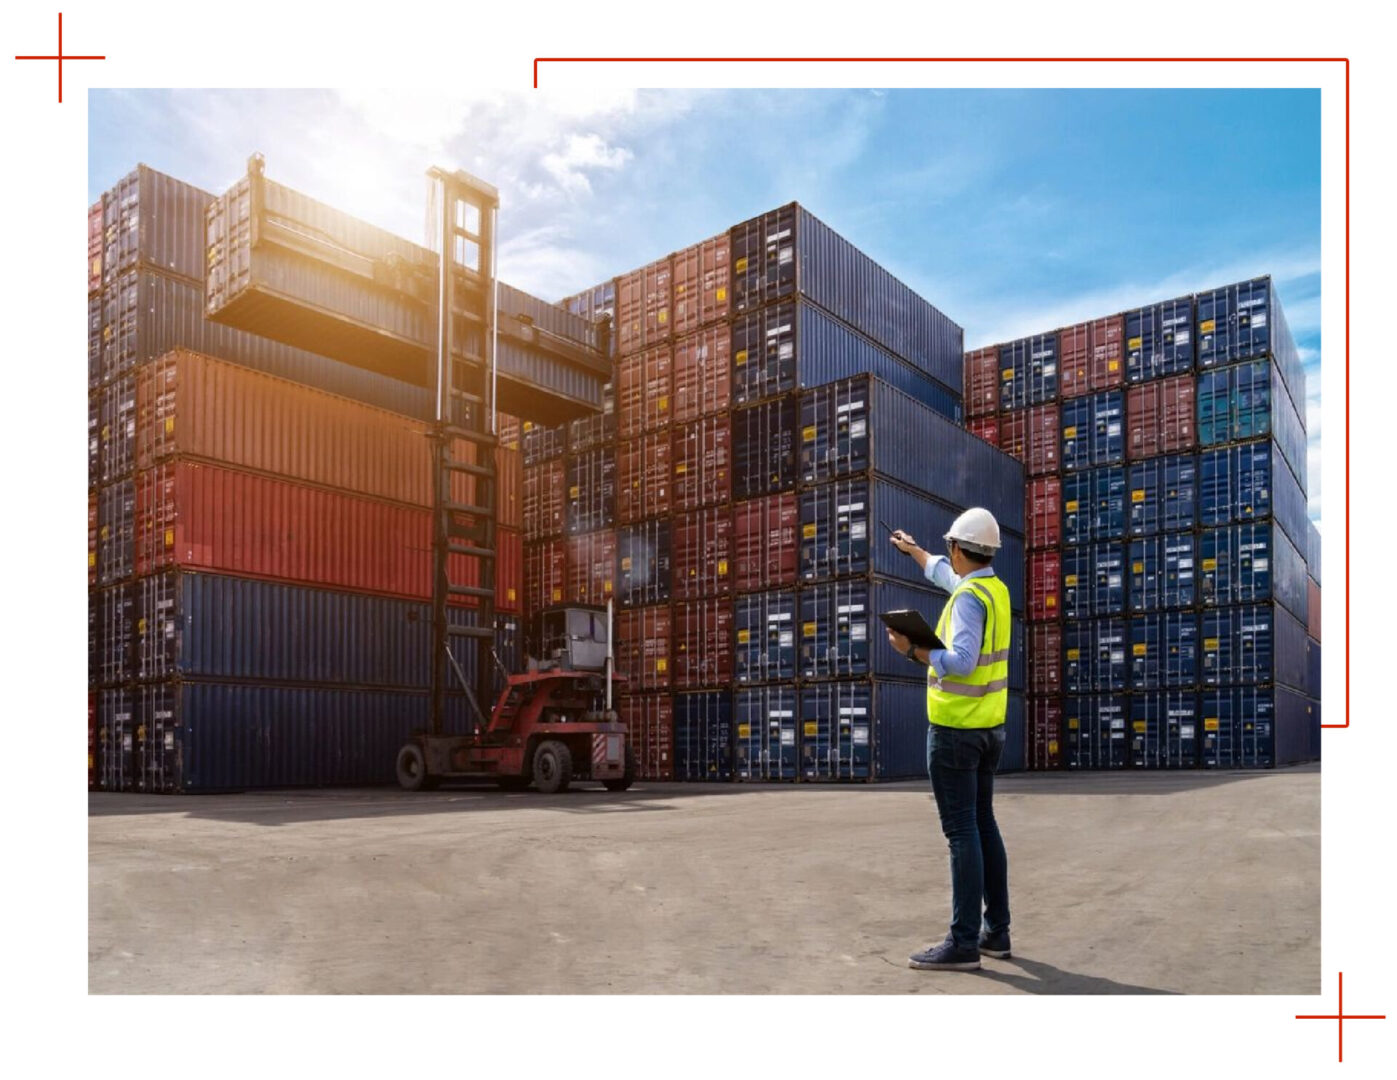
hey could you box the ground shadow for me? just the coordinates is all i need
[970,954,1179,995]
[994,763,1317,797]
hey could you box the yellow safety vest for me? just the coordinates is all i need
[927,573,1012,729]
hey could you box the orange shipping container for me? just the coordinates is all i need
[673,326,732,423]
[617,432,673,524]
[617,257,673,356]
[672,233,730,335]
[617,345,673,437]
[565,530,617,606]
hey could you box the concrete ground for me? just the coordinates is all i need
[89,766,1319,995]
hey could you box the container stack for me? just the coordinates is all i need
[966,277,1319,769]
[539,204,1027,782]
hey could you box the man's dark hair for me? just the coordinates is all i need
[957,545,993,568]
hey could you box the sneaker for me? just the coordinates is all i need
[978,929,1011,959]
[908,939,981,971]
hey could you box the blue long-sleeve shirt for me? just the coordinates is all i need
[922,556,998,681]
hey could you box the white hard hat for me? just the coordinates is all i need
[945,507,1001,556]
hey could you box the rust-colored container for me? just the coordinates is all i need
[496,446,523,532]
[1307,577,1321,642]
[617,432,673,524]
[673,598,735,689]
[1127,374,1196,459]
[565,530,616,606]
[617,345,673,437]
[619,693,674,780]
[673,413,732,511]
[88,200,103,294]
[1060,315,1125,399]
[1030,698,1063,770]
[616,605,672,690]
[998,410,1027,462]
[965,346,1000,418]
[524,458,567,540]
[1029,549,1062,622]
[495,529,524,614]
[673,325,732,423]
[617,257,673,356]
[525,539,567,614]
[733,493,798,592]
[1026,403,1060,476]
[672,508,735,599]
[497,412,522,451]
[1028,475,1062,550]
[1028,623,1063,695]
[672,233,730,335]
[967,416,999,446]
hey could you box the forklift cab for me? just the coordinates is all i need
[529,605,609,673]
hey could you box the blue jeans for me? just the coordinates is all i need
[927,723,1010,950]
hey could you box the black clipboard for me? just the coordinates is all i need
[878,609,945,651]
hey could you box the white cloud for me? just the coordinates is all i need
[540,134,632,197]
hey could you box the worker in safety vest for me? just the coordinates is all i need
[886,508,1012,971]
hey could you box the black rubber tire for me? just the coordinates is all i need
[533,740,573,794]
[603,745,637,792]
[396,743,431,792]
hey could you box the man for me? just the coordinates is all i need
[885,507,1012,972]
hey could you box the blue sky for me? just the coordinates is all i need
[89,88,1322,525]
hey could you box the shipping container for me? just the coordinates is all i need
[1199,442,1308,554]
[88,692,97,790]
[673,413,732,511]
[497,412,522,451]
[617,519,671,607]
[1200,602,1308,691]
[1027,476,1061,550]
[1306,637,1321,700]
[1195,277,1306,407]
[673,599,735,689]
[615,606,671,690]
[1029,550,1062,622]
[965,347,1000,419]
[495,528,524,615]
[102,165,210,287]
[1130,693,1198,769]
[1307,577,1321,642]
[672,508,735,599]
[561,280,618,359]
[967,416,999,446]
[567,447,616,534]
[1199,522,1307,622]
[1199,685,1312,768]
[616,257,673,356]
[673,325,732,422]
[98,583,135,687]
[1028,623,1063,695]
[1062,465,1126,545]
[730,204,964,388]
[1125,295,1194,383]
[1062,543,1126,619]
[567,383,615,453]
[1126,375,1196,459]
[522,421,567,466]
[616,433,671,524]
[799,680,934,782]
[734,686,799,781]
[1063,695,1127,769]
[799,375,1024,535]
[525,539,567,613]
[565,530,616,606]
[673,691,733,781]
[1059,316,1125,399]
[1196,359,1306,493]
[1061,389,1125,471]
[733,494,799,592]
[99,374,137,484]
[1307,519,1321,586]
[798,476,1026,611]
[88,492,98,587]
[1000,695,1027,772]
[672,233,730,335]
[1025,404,1061,476]
[97,688,139,791]
[1129,532,1197,611]
[1063,619,1127,693]
[999,335,1059,411]
[799,578,941,680]
[88,199,104,293]
[88,292,104,390]
[997,409,1026,462]
[98,478,136,586]
[734,589,797,684]
[524,459,567,540]
[733,397,798,499]
[731,299,962,420]
[1029,698,1062,770]
[1129,611,1199,690]
[618,693,674,780]
[1127,454,1198,536]
[617,345,673,437]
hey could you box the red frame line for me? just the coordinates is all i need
[14,13,106,104]
[1296,972,1388,1063]
[534,56,1351,729]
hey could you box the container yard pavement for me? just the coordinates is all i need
[89,766,1319,995]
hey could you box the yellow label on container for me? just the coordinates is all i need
[1128,336,1143,350]
[716,287,727,302]
[803,621,817,638]
[1133,721,1148,733]
[675,463,688,475]
[165,417,175,435]
[1200,319,1215,334]
[1204,638,1220,650]
[1108,360,1120,372]
[735,257,749,273]
[656,658,667,673]
[138,618,147,634]
[523,421,534,431]
[1001,369,1014,380]
[1067,718,1080,730]
[1204,718,1219,731]
[1046,596,1056,608]
[804,721,819,737]
[551,588,562,602]
[569,485,580,498]
[717,559,729,577]
[658,395,669,412]
[1065,500,1079,512]
[1063,426,1077,438]
[603,580,613,594]
[621,557,633,571]
[802,523,817,539]
[88,754,94,770]
[164,529,174,547]
[1131,489,1146,503]
[735,349,748,366]
[88,552,96,567]
[1202,558,1217,571]
[100,525,110,540]
[658,310,668,324]
[737,629,751,644]
[507,588,517,602]
[802,425,817,442]
[1065,574,1078,586]
[1133,643,1148,656]
[1048,740,1059,755]
[1066,648,1081,660]
[1133,562,1144,573]
[738,724,752,739]
[101,424,110,440]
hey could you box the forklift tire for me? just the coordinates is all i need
[603,746,637,792]
[533,740,573,794]
[396,743,434,792]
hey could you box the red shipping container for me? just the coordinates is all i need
[524,459,566,539]
[496,446,523,532]
[967,416,999,446]
[1027,475,1061,550]
[619,693,674,780]
[965,346,999,418]
[616,605,671,690]
[673,599,734,688]
[998,410,1026,463]
[673,325,732,423]
[617,432,672,524]
[672,508,735,599]
[88,200,103,294]
[1127,374,1196,459]
[1028,622,1063,695]
[1026,403,1060,476]
[672,233,730,335]
[525,539,567,614]
[617,345,673,437]
[617,257,673,356]
[673,413,732,511]
[1307,577,1321,642]
[1060,315,1125,399]
[1029,550,1062,622]
[565,530,616,606]
[497,412,522,451]
[495,528,524,614]
[88,491,98,587]
[733,493,798,592]
[1030,699,1063,770]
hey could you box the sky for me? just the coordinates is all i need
[89,88,1322,526]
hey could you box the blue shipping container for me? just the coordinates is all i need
[1061,390,1125,471]
[1063,694,1128,769]
[1063,619,1127,693]
[735,589,798,684]
[1307,519,1322,586]
[1062,543,1126,619]
[1063,465,1126,545]
[1000,694,1027,773]
[1199,522,1307,623]
[1196,359,1306,494]
[1199,442,1308,555]
[1130,692,1198,768]
[1130,611,1199,690]
[523,421,568,465]
[102,164,218,289]
[97,478,135,587]
[1128,453,1198,536]
[1129,531,1196,611]
[1124,294,1194,383]
[999,335,1059,411]
[1195,277,1306,410]
[674,691,734,781]
[734,686,799,781]
[1200,602,1308,690]
[95,688,138,791]
[800,578,946,680]
[1199,685,1312,768]
[617,519,672,608]
[732,397,798,499]
[799,679,927,781]
[1306,637,1321,700]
